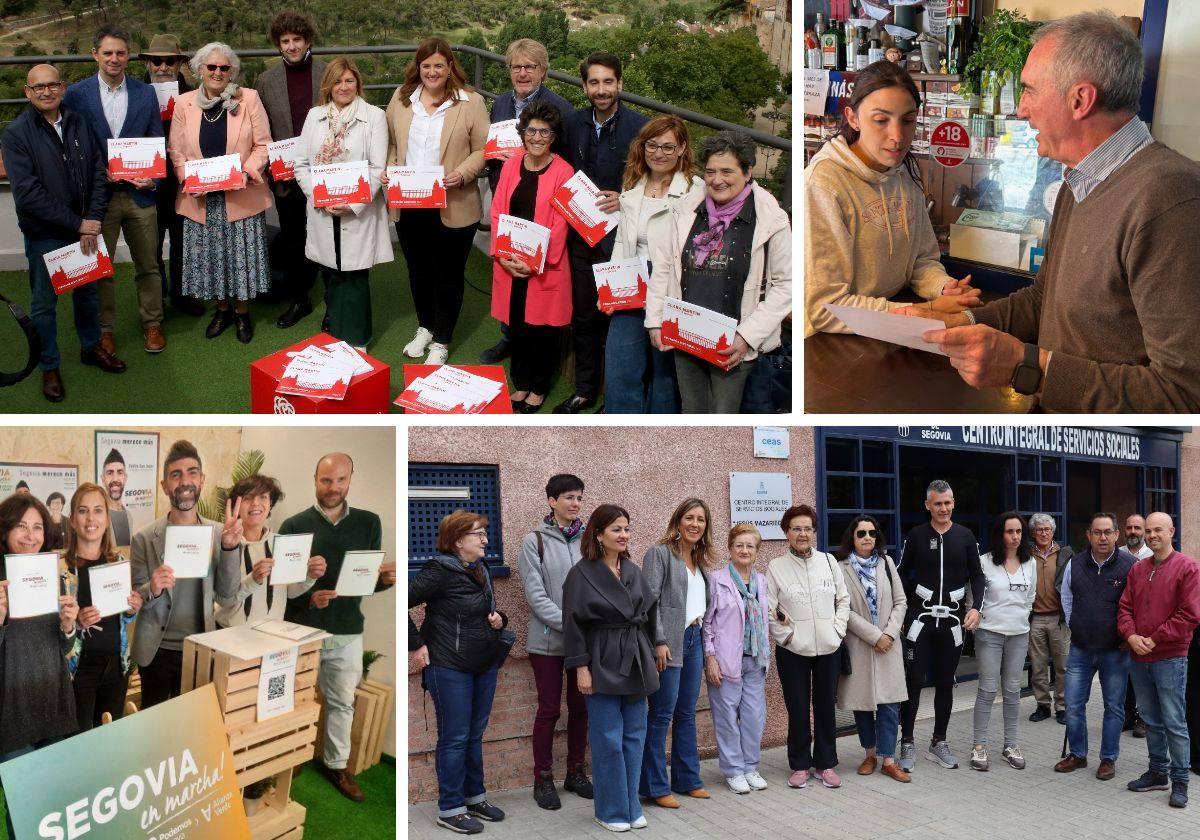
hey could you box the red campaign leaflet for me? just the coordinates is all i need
[592,257,649,313]
[108,137,167,180]
[493,213,550,274]
[152,81,178,120]
[268,137,299,181]
[386,165,447,209]
[44,237,114,295]
[660,296,739,367]
[274,342,370,401]
[550,170,618,247]
[183,153,243,194]
[396,365,503,414]
[483,119,522,160]
[312,160,371,207]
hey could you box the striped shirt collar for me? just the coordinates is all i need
[1062,116,1154,203]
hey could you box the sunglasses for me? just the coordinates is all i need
[205,64,232,73]
[148,56,179,66]
[855,529,877,538]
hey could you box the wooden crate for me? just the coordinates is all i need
[314,678,395,775]
[245,766,306,840]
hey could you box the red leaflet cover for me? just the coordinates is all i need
[483,119,522,160]
[312,160,371,207]
[550,171,618,247]
[152,81,178,120]
[659,297,739,367]
[493,214,550,274]
[275,368,351,401]
[592,258,648,313]
[108,138,167,180]
[386,166,447,209]
[183,154,243,194]
[268,137,299,181]
[45,238,115,295]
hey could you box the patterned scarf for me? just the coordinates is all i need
[315,96,362,166]
[691,181,753,267]
[850,553,880,623]
[196,82,242,115]
[729,563,768,670]
[544,513,584,542]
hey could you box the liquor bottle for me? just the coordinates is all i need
[856,27,870,69]
[868,37,883,64]
[822,18,839,70]
[815,12,825,39]
[946,14,960,75]
[844,19,856,73]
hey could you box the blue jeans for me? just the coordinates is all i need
[425,664,499,817]
[640,623,703,796]
[854,703,901,759]
[586,693,648,825]
[603,308,680,414]
[1130,657,1191,782]
[26,236,101,370]
[1065,646,1130,762]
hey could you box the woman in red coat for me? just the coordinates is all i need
[489,100,573,413]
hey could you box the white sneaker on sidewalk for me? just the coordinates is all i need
[425,342,449,365]
[631,815,647,829]
[726,774,750,794]
[744,771,769,790]
[595,817,631,832]
[403,327,433,358]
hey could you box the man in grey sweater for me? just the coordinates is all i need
[913,12,1200,413]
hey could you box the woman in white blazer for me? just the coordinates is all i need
[293,58,393,349]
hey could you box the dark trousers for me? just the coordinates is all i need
[139,647,184,709]
[73,651,129,731]
[776,645,839,771]
[1188,640,1200,772]
[397,210,477,345]
[274,182,320,305]
[26,236,101,370]
[321,216,372,346]
[155,174,185,300]
[901,623,963,743]
[1126,675,1142,725]
[529,652,588,777]
[508,275,562,395]
[566,236,612,398]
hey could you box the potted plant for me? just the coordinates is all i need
[242,777,275,817]
[197,449,267,521]
[363,649,384,681]
[961,9,1041,108]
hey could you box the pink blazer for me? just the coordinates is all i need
[489,151,573,328]
[168,87,272,225]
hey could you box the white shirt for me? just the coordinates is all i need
[49,113,64,141]
[685,564,706,626]
[99,73,128,137]
[636,197,666,259]
[404,86,468,168]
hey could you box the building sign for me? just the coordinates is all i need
[730,472,792,541]
[753,427,790,459]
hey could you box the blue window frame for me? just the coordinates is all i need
[818,433,899,555]
[408,463,508,578]
[1015,453,1066,540]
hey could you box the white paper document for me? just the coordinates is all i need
[88,560,132,618]
[4,552,60,619]
[335,550,386,596]
[253,619,326,643]
[164,524,214,578]
[270,532,313,586]
[823,304,948,355]
[257,645,298,721]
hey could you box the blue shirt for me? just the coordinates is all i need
[1062,116,1154,204]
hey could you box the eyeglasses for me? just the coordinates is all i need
[205,64,232,73]
[1091,529,1117,538]
[27,82,63,94]
[789,526,815,535]
[855,529,877,539]
[509,63,539,74]
[523,127,554,138]
[148,56,178,66]
[646,141,679,156]
[466,529,488,539]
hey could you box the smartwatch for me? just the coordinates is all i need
[1010,342,1043,395]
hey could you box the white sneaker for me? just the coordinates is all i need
[744,771,769,790]
[403,327,434,358]
[595,817,631,832]
[631,815,647,829]
[425,342,449,365]
[726,774,751,794]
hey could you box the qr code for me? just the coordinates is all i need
[266,674,287,701]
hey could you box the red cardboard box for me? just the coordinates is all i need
[251,333,391,414]
[399,365,513,414]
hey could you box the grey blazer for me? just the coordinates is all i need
[641,543,708,668]
[129,515,241,668]
[255,58,329,141]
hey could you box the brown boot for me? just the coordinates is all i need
[1054,754,1088,773]
[1096,759,1117,781]
[42,369,65,402]
[880,762,911,783]
[858,755,878,775]
[321,764,364,802]
[99,332,116,355]
[144,325,165,353]
[652,794,680,808]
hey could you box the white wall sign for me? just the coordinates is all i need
[753,427,789,459]
[730,472,792,541]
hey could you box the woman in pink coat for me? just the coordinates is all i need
[489,100,573,413]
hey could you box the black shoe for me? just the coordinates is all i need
[81,346,127,373]
[42,369,65,402]
[1133,720,1148,739]
[479,337,511,364]
[206,308,234,339]
[518,397,546,414]
[171,295,206,316]
[436,814,484,834]
[235,313,254,344]
[1171,781,1189,808]
[1056,710,1067,724]
[276,300,313,329]
[1128,770,1171,792]
[533,776,561,810]
[564,765,594,799]
[553,394,596,414]
[1029,705,1051,723]
[466,800,504,822]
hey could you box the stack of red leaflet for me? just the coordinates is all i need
[396,365,510,414]
[250,334,390,414]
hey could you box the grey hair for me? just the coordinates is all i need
[925,479,952,500]
[698,130,756,175]
[1029,513,1056,533]
[190,42,241,81]
[1031,11,1142,114]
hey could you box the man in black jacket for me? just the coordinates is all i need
[1,63,126,402]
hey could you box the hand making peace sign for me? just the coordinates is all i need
[221,496,244,550]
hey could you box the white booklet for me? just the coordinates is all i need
[4,552,60,619]
[253,618,326,643]
[335,550,386,597]
[270,533,314,587]
[88,559,132,618]
[163,524,213,579]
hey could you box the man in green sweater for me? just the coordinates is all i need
[282,452,396,802]
[912,12,1200,413]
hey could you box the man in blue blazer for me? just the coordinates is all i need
[64,22,167,356]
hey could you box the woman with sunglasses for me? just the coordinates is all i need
[970,511,1037,772]
[835,516,909,782]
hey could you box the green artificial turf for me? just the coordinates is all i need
[0,244,594,413]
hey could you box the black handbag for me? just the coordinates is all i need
[0,291,40,388]
[739,239,792,413]
[489,578,516,668]
[826,553,852,676]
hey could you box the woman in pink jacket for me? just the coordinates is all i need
[489,100,573,413]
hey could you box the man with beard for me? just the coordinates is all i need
[283,453,395,801]
[129,440,241,707]
[102,448,131,545]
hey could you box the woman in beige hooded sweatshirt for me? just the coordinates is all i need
[804,61,979,337]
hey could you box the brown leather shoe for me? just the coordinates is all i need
[99,332,115,355]
[321,764,364,802]
[1054,755,1088,773]
[144,325,165,353]
[880,762,911,783]
[1096,759,1117,781]
[652,794,680,808]
[858,755,878,775]
[42,369,65,402]
[81,346,127,373]
[684,788,711,799]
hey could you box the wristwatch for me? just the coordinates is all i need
[1010,343,1043,395]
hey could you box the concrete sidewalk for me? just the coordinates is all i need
[408,685,1200,839]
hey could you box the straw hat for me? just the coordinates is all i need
[139,34,189,60]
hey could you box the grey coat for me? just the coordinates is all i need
[129,515,241,668]
[641,543,708,668]
[837,555,909,710]
[517,520,582,656]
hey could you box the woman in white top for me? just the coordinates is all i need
[215,474,324,628]
[293,58,392,349]
[639,498,715,805]
[971,511,1037,771]
[605,115,703,414]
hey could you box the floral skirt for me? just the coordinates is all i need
[182,193,270,301]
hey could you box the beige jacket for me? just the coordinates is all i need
[767,549,849,657]
[837,555,909,710]
[611,171,705,263]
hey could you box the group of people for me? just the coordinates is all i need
[803,10,1200,412]
[0,441,395,835]
[5,17,792,414]
[408,478,1200,835]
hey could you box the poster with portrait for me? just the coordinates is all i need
[95,431,160,548]
[0,461,79,515]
